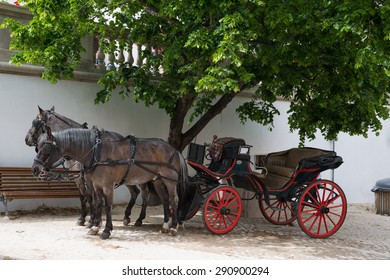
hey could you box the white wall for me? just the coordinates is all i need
[336,124,390,203]
[0,73,171,211]
[1,72,389,213]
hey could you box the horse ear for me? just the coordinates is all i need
[50,106,55,112]
[38,105,44,115]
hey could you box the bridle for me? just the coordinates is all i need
[34,140,65,170]
[34,129,103,180]
[33,139,83,181]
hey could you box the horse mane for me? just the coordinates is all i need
[53,128,96,155]
[47,110,88,129]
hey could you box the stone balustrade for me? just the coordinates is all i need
[0,3,253,94]
[0,2,31,63]
[0,3,148,81]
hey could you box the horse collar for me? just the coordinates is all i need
[88,128,103,172]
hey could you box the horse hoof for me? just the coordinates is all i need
[100,231,111,240]
[160,228,169,234]
[169,228,178,236]
[134,220,143,227]
[87,226,99,235]
[123,219,131,226]
[76,218,86,226]
[86,222,93,229]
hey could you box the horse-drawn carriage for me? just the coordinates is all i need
[29,108,347,239]
[181,137,347,238]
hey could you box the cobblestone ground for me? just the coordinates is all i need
[0,203,389,260]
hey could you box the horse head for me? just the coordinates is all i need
[25,105,88,147]
[32,127,65,178]
[32,127,97,178]
[25,105,55,146]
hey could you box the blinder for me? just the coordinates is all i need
[32,118,42,129]
[34,140,64,171]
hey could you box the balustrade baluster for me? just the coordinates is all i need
[116,49,125,69]
[106,52,116,71]
[95,48,106,71]
[125,42,134,67]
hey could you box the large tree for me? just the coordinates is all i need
[2,0,390,151]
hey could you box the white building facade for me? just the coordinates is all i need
[1,3,390,214]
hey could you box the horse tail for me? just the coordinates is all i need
[177,151,189,198]
[176,150,203,224]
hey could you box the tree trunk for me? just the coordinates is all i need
[168,91,241,152]
[167,94,196,151]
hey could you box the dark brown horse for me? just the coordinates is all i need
[32,127,187,239]
[25,106,95,226]
[25,106,156,227]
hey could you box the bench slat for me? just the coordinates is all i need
[1,186,79,191]
[1,181,76,186]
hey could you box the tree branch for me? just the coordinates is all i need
[180,86,247,150]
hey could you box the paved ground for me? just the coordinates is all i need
[0,203,389,260]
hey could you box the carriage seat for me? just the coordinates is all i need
[258,147,331,189]
[207,137,248,174]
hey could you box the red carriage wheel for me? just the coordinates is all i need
[202,186,242,234]
[297,180,347,238]
[258,194,296,225]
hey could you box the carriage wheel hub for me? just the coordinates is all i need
[220,206,230,215]
[320,206,330,214]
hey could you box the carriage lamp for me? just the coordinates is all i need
[238,146,251,155]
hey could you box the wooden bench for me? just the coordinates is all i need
[0,166,80,217]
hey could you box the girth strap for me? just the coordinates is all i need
[117,136,137,186]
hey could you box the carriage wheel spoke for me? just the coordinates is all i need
[323,184,334,203]
[307,212,320,232]
[325,211,339,227]
[224,191,233,204]
[307,191,320,207]
[318,214,326,235]
[301,200,319,210]
[325,193,341,205]
[208,211,219,224]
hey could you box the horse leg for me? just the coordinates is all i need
[86,187,96,228]
[76,178,87,226]
[100,188,114,240]
[84,176,96,229]
[123,185,140,226]
[163,179,179,236]
[153,180,170,233]
[134,183,150,227]
[88,188,103,236]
